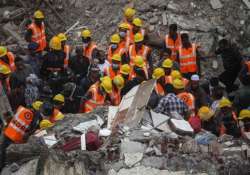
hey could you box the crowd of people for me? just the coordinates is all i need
[0,7,250,171]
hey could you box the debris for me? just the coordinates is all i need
[120,140,145,154]
[150,110,170,132]
[43,134,58,148]
[162,12,167,26]
[124,153,143,167]
[169,119,194,135]
[73,119,99,133]
[242,0,250,9]
[210,0,223,9]
[80,133,86,150]
[65,20,80,34]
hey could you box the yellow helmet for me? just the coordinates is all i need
[124,7,136,18]
[110,34,121,44]
[49,36,62,50]
[120,64,131,75]
[39,119,54,129]
[0,46,7,57]
[119,23,130,30]
[134,33,144,43]
[0,65,11,75]
[238,109,250,120]
[57,33,67,41]
[219,98,232,108]
[162,58,173,68]
[100,76,113,94]
[113,75,125,90]
[34,10,44,19]
[152,68,165,79]
[134,55,145,68]
[171,70,182,80]
[32,101,43,111]
[132,18,143,27]
[198,106,215,121]
[112,54,121,62]
[53,94,65,103]
[81,29,91,38]
[172,79,185,89]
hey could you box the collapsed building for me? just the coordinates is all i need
[1,0,250,174]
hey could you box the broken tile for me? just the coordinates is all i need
[124,153,143,167]
[210,0,223,9]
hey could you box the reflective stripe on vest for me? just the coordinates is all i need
[83,43,97,60]
[4,106,33,143]
[63,45,70,68]
[179,44,197,73]
[0,52,16,72]
[107,45,126,63]
[129,45,150,66]
[28,22,46,52]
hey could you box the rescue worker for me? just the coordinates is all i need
[152,68,166,96]
[123,7,136,32]
[80,76,112,113]
[216,98,240,137]
[104,54,121,79]
[40,36,65,78]
[161,58,173,77]
[0,104,42,171]
[81,29,98,63]
[25,10,47,53]
[0,65,11,95]
[165,70,189,87]
[121,57,147,96]
[130,18,145,44]
[32,100,43,111]
[107,34,128,64]
[58,33,71,68]
[39,101,64,126]
[173,79,195,113]
[130,55,149,80]
[0,46,16,72]
[178,33,199,79]
[215,39,242,93]
[165,24,181,61]
[187,74,209,111]
[110,75,124,106]
[118,23,131,51]
[238,108,250,137]
[239,59,250,85]
[129,33,152,72]
[53,93,65,110]
[120,64,131,83]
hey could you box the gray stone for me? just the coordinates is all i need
[111,161,125,172]
[242,0,250,9]
[120,140,145,154]
[149,16,159,25]
[124,153,143,167]
[10,159,38,175]
[210,0,223,9]
[142,157,166,169]
[162,12,167,26]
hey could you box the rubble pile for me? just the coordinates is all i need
[1,83,250,175]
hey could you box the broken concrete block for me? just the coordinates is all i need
[222,147,243,157]
[150,110,170,132]
[162,12,167,26]
[120,140,145,155]
[181,139,200,153]
[142,156,166,169]
[210,0,223,9]
[169,119,194,135]
[124,153,143,167]
[242,0,250,9]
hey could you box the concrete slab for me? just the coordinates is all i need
[210,0,223,9]
[242,0,250,9]
[124,153,143,167]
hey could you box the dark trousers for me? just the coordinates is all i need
[219,68,240,93]
[0,136,12,172]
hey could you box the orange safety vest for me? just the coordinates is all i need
[165,76,189,86]
[177,92,195,110]
[49,108,63,123]
[107,44,126,63]
[83,42,97,61]
[104,66,120,79]
[245,61,250,73]
[165,34,181,61]
[28,22,46,52]
[83,83,106,113]
[130,65,149,80]
[109,88,121,106]
[178,44,197,74]
[219,112,238,136]
[0,52,16,72]
[129,29,145,44]
[155,83,165,96]
[63,45,71,68]
[4,106,34,143]
[120,30,131,52]
[129,44,151,66]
